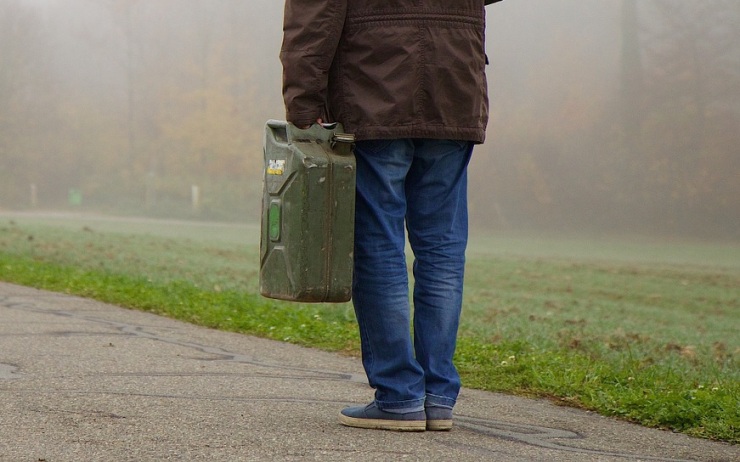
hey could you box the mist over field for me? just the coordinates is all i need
[1,0,738,239]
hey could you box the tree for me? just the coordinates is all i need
[638,1,740,234]
[0,1,54,207]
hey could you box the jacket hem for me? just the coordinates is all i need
[351,125,486,144]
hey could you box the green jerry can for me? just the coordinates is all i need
[260,120,356,302]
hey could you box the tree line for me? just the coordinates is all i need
[0,0,737,237]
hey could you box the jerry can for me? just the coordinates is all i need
[260,120,356,302]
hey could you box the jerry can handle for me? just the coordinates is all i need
[332,133,355,144]
[266,119,354,147]
[266,119,289,146]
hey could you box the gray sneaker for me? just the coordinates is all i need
[339,402,426,431]
[425,406,453,431]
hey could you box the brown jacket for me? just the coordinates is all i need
[281,0,500,143]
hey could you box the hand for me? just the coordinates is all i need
[300,118,323,129]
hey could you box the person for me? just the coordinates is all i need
[280,0,500,432]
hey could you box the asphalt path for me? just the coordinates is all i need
[0,282,737,461]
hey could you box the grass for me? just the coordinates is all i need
[0,213,738,443]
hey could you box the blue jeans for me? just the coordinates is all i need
[352,138,472,411]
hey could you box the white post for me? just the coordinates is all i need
[145,172,156,209]
[191,185,200,211]
[30,184,38,207]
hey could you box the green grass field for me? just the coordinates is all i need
[0,212,738,443]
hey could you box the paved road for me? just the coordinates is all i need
[0,282,736,461]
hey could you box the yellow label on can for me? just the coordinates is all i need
[267,159,286,175]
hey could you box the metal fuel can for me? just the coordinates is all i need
[259,120,356,302]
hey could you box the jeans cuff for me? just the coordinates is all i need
[374,397,426,411]
[425,393,456,409]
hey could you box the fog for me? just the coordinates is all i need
[1,0,738,239]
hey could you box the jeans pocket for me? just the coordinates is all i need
[355,139,395,155]
[451,140,472,150]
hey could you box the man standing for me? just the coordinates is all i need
[281,0,498,431]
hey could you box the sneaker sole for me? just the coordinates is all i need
[339,414,426,431]
[426,419,453,431]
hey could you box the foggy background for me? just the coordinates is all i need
[1,0,738,239]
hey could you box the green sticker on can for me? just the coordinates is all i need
[269,202,281,241]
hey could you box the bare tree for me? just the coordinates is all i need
[0,1,52,206]
[637,0,740,232]
[620,0,644,151]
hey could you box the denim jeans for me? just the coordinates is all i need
[352,138,472,411]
